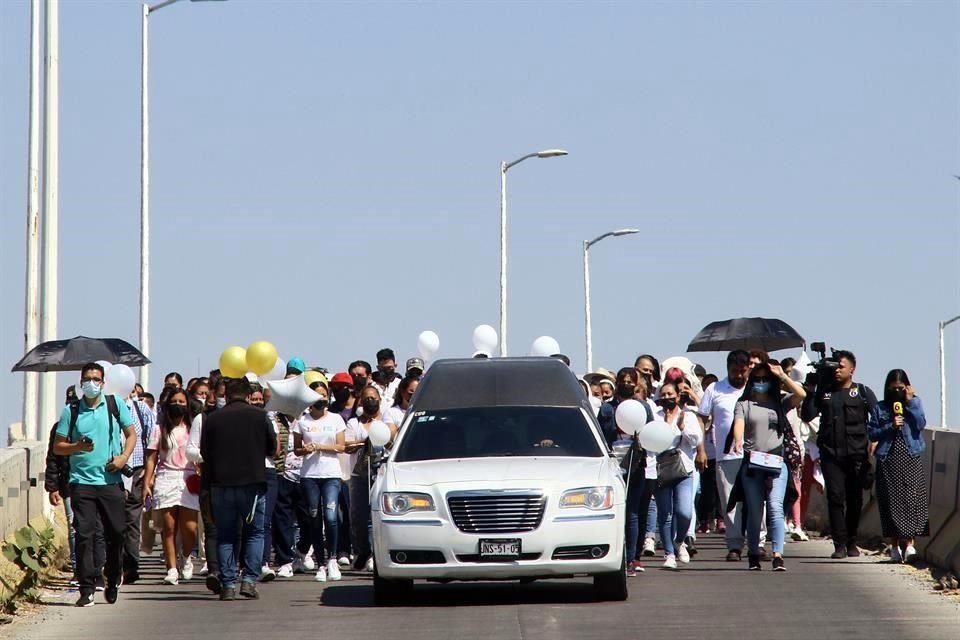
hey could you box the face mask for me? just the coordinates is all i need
[313,399,329,412]
[658,397,678,410]
[251,402,265,408]
[166,404,188,419]
[352,375,368,390]
[361,398,380,414]
[891,388,907,403]
[216,397,226,409]
[81,380,102,399]
[615,383,636,399]
[333,388,351,403]
[193,396,205,404]
[589,395,603,412]
[378,368,395,380]
[752,382,771,395]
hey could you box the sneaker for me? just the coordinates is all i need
[122,571,139,585]
[327,559,342,582]
[677,543,691,564]
[726,549,742,562]
[198,562,209,576]
[748,554,762,571]
[685,537,698,557]
[69,576,80,587]
[890,545,903,564]
[772,556,786,572]
[301,553,316,572]
[626,561,638,577]
[95,577,105,592]
[277,563,295,578]
[642,538,656,557]
[104,581,120,604]
[259,565,276,583]
[338,554,351,568]
[293,557,305,574]
[239,581,259,599]
[847,543,861,558]
[792,529,809,542]
[695,522,708,535]
[365,556,375,572]
[206,574,222,594]
[181,558,194,581]
[315,567,327,582]
[831,543,847,560]
[662,554,678,570]
[76,592,95,607]
[904,545,918,564]
[219,585,236,601]
[785,522,796,535]
[715,518,726,534]
[163,568,179,585]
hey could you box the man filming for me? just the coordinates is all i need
[801,350,877,560]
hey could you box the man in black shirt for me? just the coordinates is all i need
[801,350,877,559]
[200,377,276,601]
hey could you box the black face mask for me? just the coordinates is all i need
[312,399,328,412]
[352,375,368,391]
[657,397,678,411]
[375,368,396,383]
[251,402,265,409]
[616,383,636,399]
[166,404,188,420]
[361,398,380,414]
[890,388,907,404]
[332,387,351,403]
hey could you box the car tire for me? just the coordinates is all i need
[373,563,414,606]
[593,549,628,602]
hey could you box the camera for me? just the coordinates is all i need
[805,341,841,395]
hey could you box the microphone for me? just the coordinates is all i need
[893,401,904,417]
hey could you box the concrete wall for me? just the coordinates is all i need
[0,441,48,540]
[858,427,960,575]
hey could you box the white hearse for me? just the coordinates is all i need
[370,358,627,604]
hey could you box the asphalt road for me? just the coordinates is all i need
[9,534,959,640]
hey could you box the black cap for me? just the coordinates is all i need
[693,364,707,377]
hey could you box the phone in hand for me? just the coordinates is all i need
[80,436,94,448]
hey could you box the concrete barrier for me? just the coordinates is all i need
[0,448,27,539]
[12,441,46,526]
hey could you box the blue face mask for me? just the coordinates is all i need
[81,380,102,399]
[752,381,771,395]
[216,397,226,409]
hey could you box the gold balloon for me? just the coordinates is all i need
[304,370,328,389]
[219,346,248,379]
[246,340,279,376]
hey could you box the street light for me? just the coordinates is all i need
[583,229,639,372]
[499,148,568,356]
[940,315,960,429]
[141,0,225,392]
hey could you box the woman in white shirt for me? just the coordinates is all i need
[654,382,703,570]
[383,375,419,432]
[345,386,389,572]
[292,382,347,583]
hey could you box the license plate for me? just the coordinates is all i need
[479,538,521,560]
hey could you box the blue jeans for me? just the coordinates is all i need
[742,460,788,555]
[212,484,266,589]
[654,474,695,556]
[645,496,658,539]
[301,477,341,563]
[625,475,654,561]
[64,496,76,570]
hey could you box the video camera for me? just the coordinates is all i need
[805,341,840,395]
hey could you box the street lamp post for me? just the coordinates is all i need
[141,0,224,392]
[499,149,567,357]
[583,229,639,372]
[939,315,960,429]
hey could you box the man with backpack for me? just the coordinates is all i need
[801,350,877,559]
[53,362,138,607]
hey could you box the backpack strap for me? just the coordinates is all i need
[130,399,149,452]
[68,401,80,443]
[68,396,123,448]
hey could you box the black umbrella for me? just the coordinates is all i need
[687,318,805,353]
[11,336,150,372]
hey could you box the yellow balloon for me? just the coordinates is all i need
[219,346,248,379]
[304,370,328,389]
[246,340,279,376]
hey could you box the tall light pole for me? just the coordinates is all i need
[38,0,60,434]
[499,149,567,357]
[583,229,639,372]
[141,0,225,392]
[22,0,41,441]
[940,315,959,430]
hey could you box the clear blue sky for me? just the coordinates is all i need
[1,1,958,442]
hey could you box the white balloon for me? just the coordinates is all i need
[368,420,392,447]
[615,400,649,436]
[104,364,136,397]
[638,420,677,454]
[95,360,113,373]
[472,325,499,353]
[245,372,260,384]
[260,357,286,382]
[530,336,560,357]
[264,374,322,417]
[417,331,440,360]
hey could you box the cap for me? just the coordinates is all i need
[693,363,707,378]
[286,358,306,375]
[330,372,353,387]
[583,368,616,385]
[472,350,491,359]
[405,357,425,373]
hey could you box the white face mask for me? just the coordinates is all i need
[216,397,227,409]
[589,395,602,412]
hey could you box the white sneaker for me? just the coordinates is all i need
[292,557,305,574]
[301,553,316,572]
[327,559,342,582]
[163,568,179,585]
[891,545,903,564]
[364,556,375,572]
[315,567,327,583]
[904,545,918,563]
[792,529,810,542]
[663,554,678,570]
[677,543,691,564]
[785,522,796,535]
[259,565,276,582]
[642,538,656,557]
[277,563,294,578]
[198,562,209,576]
[181,558,194,581]
[338,555,351,567]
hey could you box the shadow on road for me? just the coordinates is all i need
[320,581,602,608]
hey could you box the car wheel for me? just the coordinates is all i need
[593,549,628,602]
[373,562,414,606]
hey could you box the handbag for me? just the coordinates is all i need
[747,450,784,476]
[656,448,692,488]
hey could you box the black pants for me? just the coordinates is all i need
[199,486,219,576]
[697,459,720,523]
[122,468,144,577]
[338,481,352,558]
[820,453,864,546]
[71,483,125,595]
[273,476,311,566]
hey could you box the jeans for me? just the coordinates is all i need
[655,474,695,556]
[742,460,788,555]
[71,483,125,595]
[199,487,219,577]
[348,476,372,560]
[122,468,145,577]
[820,453,864,546]
[625,475,655,561]
[697,459,720,523]
[687,469,700,539]
[212,484,266,589]
[301,477,341,563]
[338,481,352,557]
[645,497,658,540]
[273,476,311,566]
[63,496,76,570]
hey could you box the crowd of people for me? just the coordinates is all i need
[43,345,929,607]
